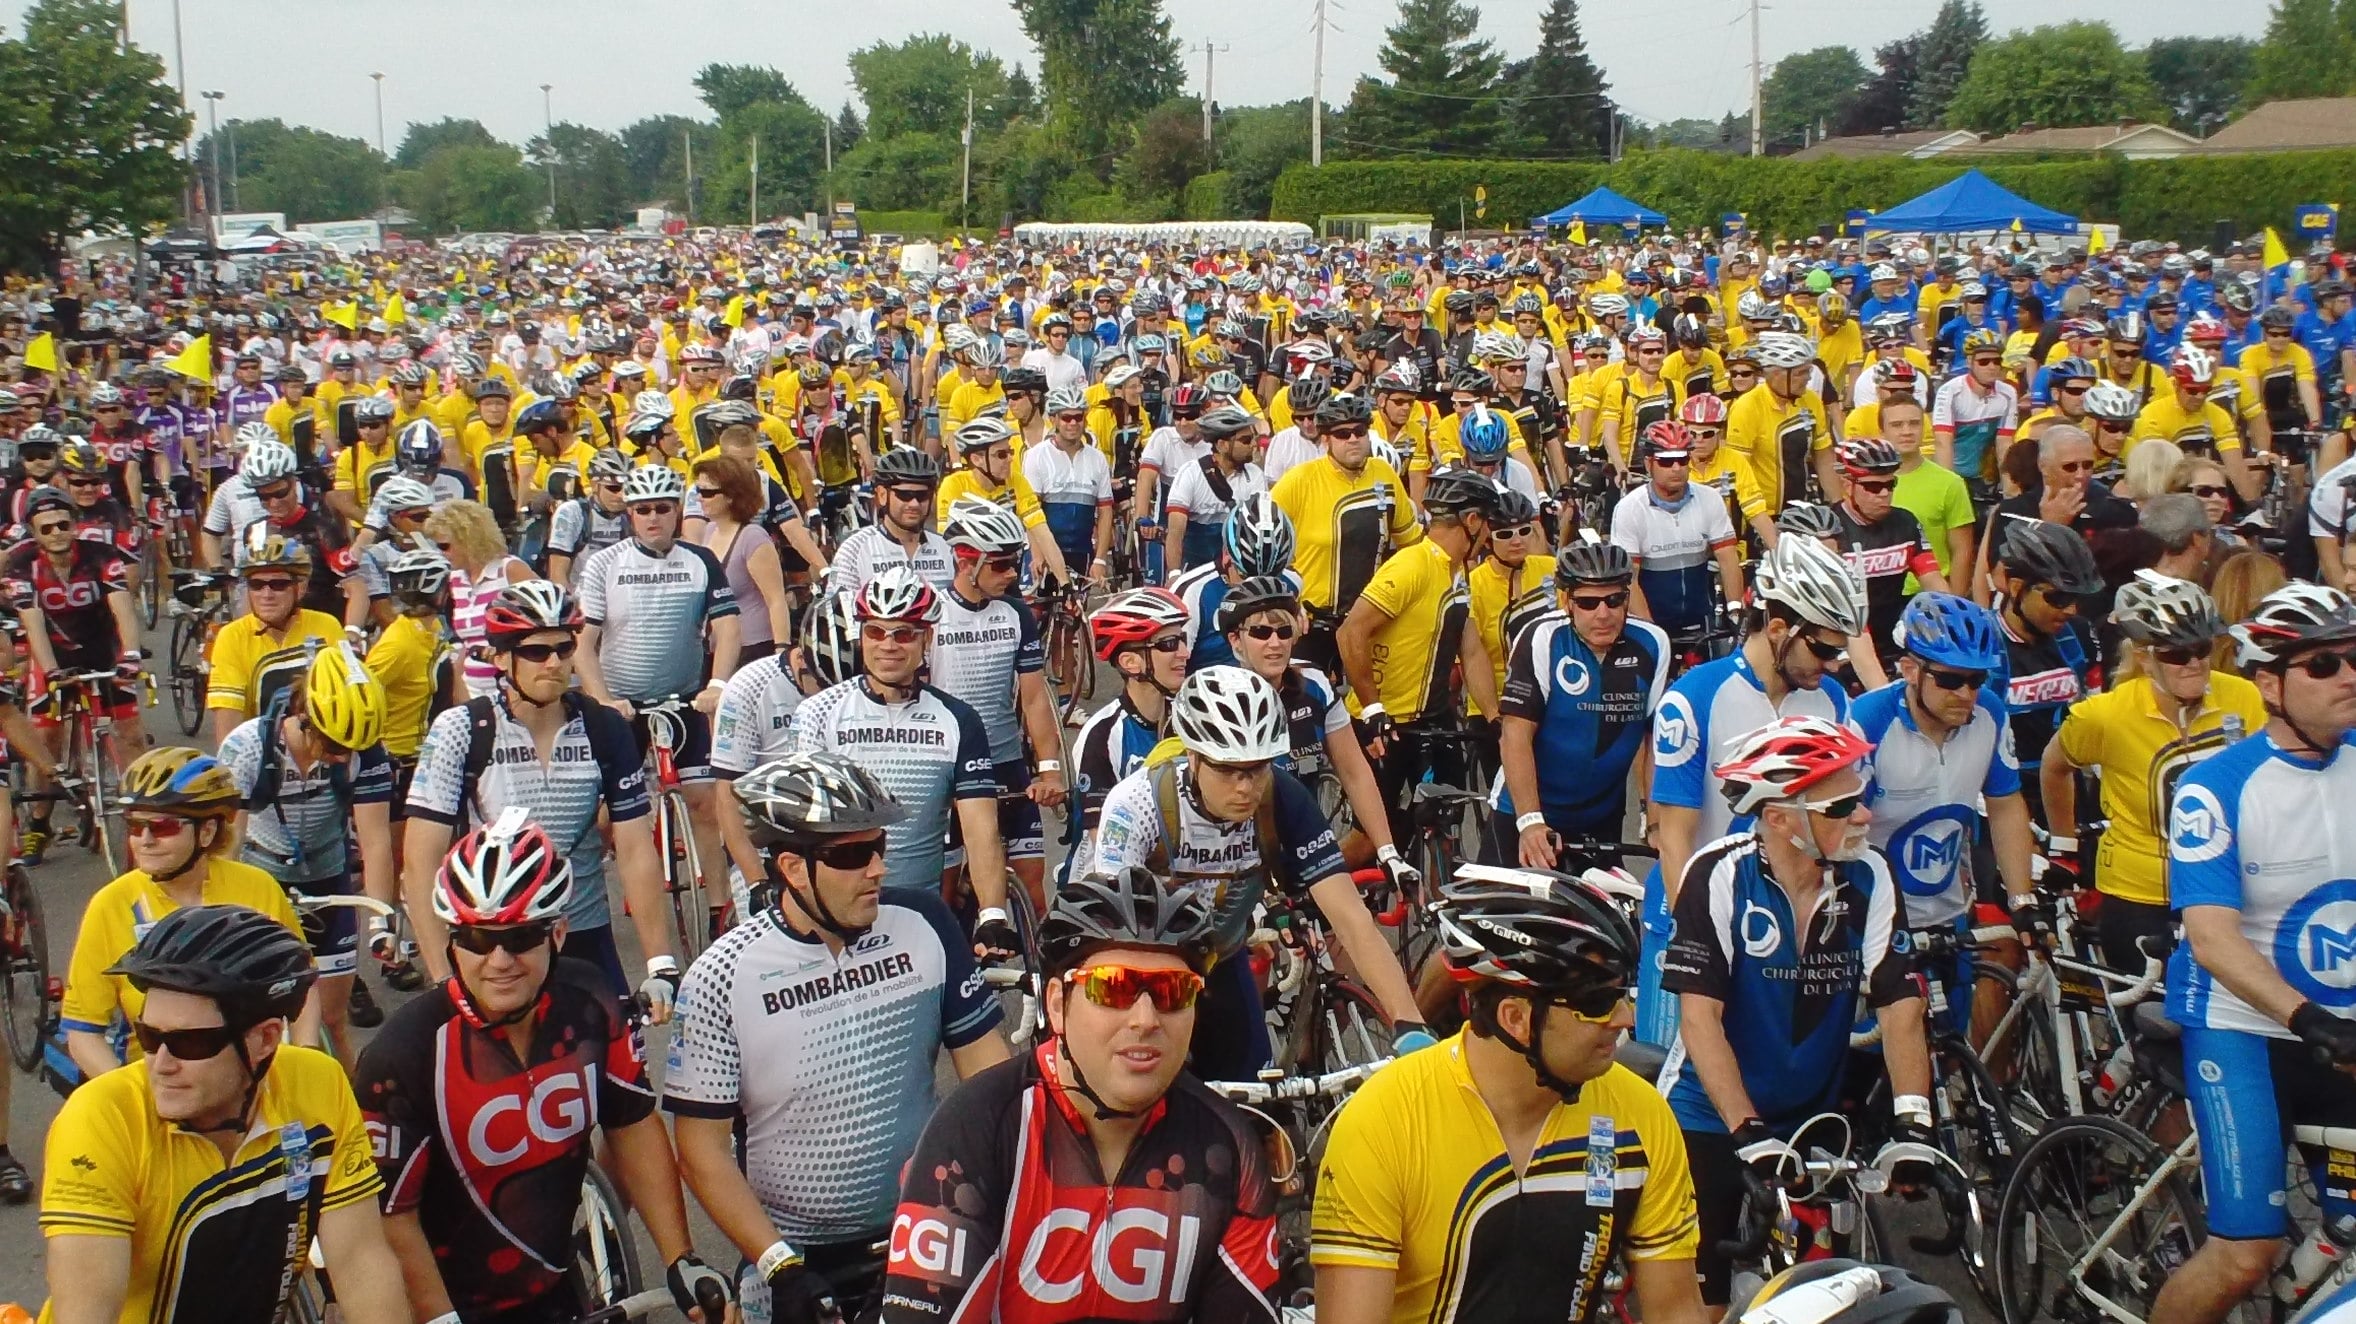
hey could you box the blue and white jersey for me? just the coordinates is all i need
[708,652,803,779]
[220,717,396,885]
[2166,732,2356,1039]
[1611,484,1738,635]
[1493,614,1671,828]
[828,525,955,599]
[546,496,628,578]
[928,588,1044,764]
[1070,694,1164,830]
[1171,561,1304,675]
[660,892,1000,1243]
[787,678,998,894]
[1851,681,2020,927]
[1658,835,1916,1133]
[1650,651,1854,847]
[576,538,738,702]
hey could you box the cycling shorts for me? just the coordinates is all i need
[387,754,416,824]
[2183,1024,2356,1239]
[29,661,138,728]
[288,870,360,977]
[2096,895,2175,974]
[627,704,713,784]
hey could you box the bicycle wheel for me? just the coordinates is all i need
[1935,1032,2028,1307]
[86,724,120,879]
[0,866,53,1073]
[169,615,206,738]
[570,1163,646,1309]
[1307,977,1393,1075]
[660,791,709,962]
[1992,1115,2201,1324]
[138,540,161,631]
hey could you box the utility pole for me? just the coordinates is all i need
[749,133,760,225]
[200,91,224,220]
[1196,41,1229,153]
[822,119,833,213]
[227,117,239,209]
[1748,0,1763,157]
[540,84,557,227]
[170,0,190,221]
[370,73,386,218]
[1311,0,1328,167]
[684,129,696,224]
[960,85,975,230]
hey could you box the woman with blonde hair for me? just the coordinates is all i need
[2208,548,2288,670]
[693,454,789,660]
[423,499,537,697]
[2171,455,2245,558]
[2119,438,2184,506]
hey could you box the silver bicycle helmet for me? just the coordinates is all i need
[1755,532,1868,636]
[1170,665,1289,764]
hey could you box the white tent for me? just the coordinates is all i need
[1011,220,1312,248]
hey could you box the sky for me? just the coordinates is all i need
[4,0,2271,150]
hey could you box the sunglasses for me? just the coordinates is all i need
[1241,621,1297,641]
[1852,478,1896,494]
[2094,420,2131,434]
[510,640,578,663]
[2151,644,2209,667]
[630,502,677,516]
[863,623,926,645]
[1571,591,1630,612]
[885,486,933,503]
[66,476,107,488]
[1324,426,1370,441]
[1492,523,1536,540]
[1729,368,1759,379]
[449,920,556,957]
[2290,648,2356,680]
[31,519,72,536]
[694,487,724,501]
[1970,357,2001,367]
[1054,411,1086,422]
[2033,583,2087,609]
[1555,984,1635,1023]
[2053,459,2097,474]
[1070,963,1205,1013]
[2188,484,2231,499]
[1134,634,1188,656]
[2181,385,2210,396]
[246,577,299,593]
[1803,635,1848,662]
[2267,330,2294,338]
[2059,384,2091,396]
[255,483,296,501]
[1917,664,1988,692]
[125,814,192,840]
[133,1020,241,1061]
[1799,792,1866,820]
[798,835,886,871]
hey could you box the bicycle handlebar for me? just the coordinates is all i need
[286,892,398,921]
[568,1289,680,1324]
[1203,1057,1394,1105]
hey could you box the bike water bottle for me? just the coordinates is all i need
[2089,1041,2137,1110]
[2274,1225,2346,1305]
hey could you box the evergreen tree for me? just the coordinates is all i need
[833,103,864,154]
[1505,0,1611,157]
[1910,0,1988,128]
[1349,0,1511,156]
[1843,36,1921,135]
[1006,64,1039,120]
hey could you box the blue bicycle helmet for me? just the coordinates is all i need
[1460,405,1510,462]
[1897,592,2005,673]
[1223,493,1296,579]
[2049,355,2099,384]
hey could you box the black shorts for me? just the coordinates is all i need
[2096,894,2175,973]
[387,754,417,823]
[627,703,712,783]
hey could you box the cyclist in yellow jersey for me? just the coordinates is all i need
[363,547,455,770]
[459,378,521,523]
[2241,306,2325,435]
[1465,488,1555,718]
[937,415,1074,584]
[327,396,398,522]
[386,364,434,433]
[2181,314,2266,451]
[667,342,724,418]
[1845,359,1923,442]
[1271,392,1423,675]
[835,343,908,451]
[2130,347,2258,498]
[41,905,409,1324]
[1368,365,1431,461]
[1664,321,1728,402]
[1599,327,1685,469]
[2097,325,2168,405]
[1312,870,1702,1324]
[1815,291,1865,397]
[261,365,321,451]
[206,535,344,744]
[1725,332,1837,545]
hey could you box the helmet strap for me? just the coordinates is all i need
[1051,1031,1148,1121]
[781,849,873,946]
[2263,679,2345,764]
[1492,1002,1585,1103]
[443,962,548,1033]
[148,818,213,884]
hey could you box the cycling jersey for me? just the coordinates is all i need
[829,525,955,597]
[929,587,1044,765]
[1891,461,1975,583]
[38,1046,380,1324]
[4,537,132,663]
[59,860,305,1055]
[364,614,454,761]
[72,497,143,559]
[787,677,997,894]
[265,505,360,620]
[878,1045,1279,1324]
[331,438,397,506]
[1358,539,1470,725]
[2058,676,2264,910]
[1830,504,1941,664]
[2130,394,2241,457]
[1022,441,1113,569]
[1085,757,1343,955]
[1650,652,1854,846]
[1312,1034,1698,1324]
[1852,681,2019,925]
[664,894,998,1245]
[1270,455,1422,617]
[1998,615,2096,788]
[576,538,737,702]
[220,714,396,886]
[1494,614,1672,833]
[203,609,344,722]
[406,692,650,934]
[202,474,265,545]
[354,960,654,1317]
[1466,553,1556,709]
[135,403,188,475]
[708,652,805,778]
[1611,484,1738,635]
[545,496,628,578]
[2310,456,2356,545]
[2238,339,2317,429]
[1930,375,2018,481]
[1070,692,1162,835]
[1273,663,1352,775]
[1657,835,1915,1132]
[1724,387,1832,525]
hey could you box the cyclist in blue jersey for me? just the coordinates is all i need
[1851,593,2039,1035]
[1932,283,2001,370]
[1610,420,1744,638]
[1495,540,1671,869]
[1069,588,1191,844]
[1639,533,1867,1047]
[2154,583,2356,1324]
[1657,716,1930,1310]
[1171,493,1298,674]
[1021,390,1115,584]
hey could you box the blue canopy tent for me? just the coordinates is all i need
[1866,169,2078,234]
[1535,187,1667,229]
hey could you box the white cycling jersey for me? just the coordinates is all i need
[928,588,1044,764]
[828,525,954,598]
[787,677,998,893]
[709,652,805,779]
[576,537,737,702]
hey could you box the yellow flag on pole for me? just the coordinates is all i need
[2264,226,2293,271]
[383,293,407,326]
[167,335,212,381]
[324,301,358,331]
[723,294,746,329]
[1569,220,1587,245]
[2009,217,2025,233]
[2085,227,2107,256]
[22,333,57,374]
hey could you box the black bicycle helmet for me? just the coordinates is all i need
[1039,867,1217,976]
[1195,406,1257,442]
[1314,392,1373,428]
[1422,466,1500,519]
[2260,305,2298,332]
[1001,367,1047,396]
[1490,486,1540,528]
[1448,367,1495,396]
[872,448,941,487]
[731,751,909,851]
[1432,866,1639,992]
[1216,574,1301,635]
[1995,518,2102,597]
[1556,539,1634,587]
[1741,1260,1963,1324]
[107,904,318,1028]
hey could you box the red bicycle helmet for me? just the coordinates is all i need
[1679,392,1728,427]
[432,807,575,926]
[1639,419,1692,460]
[1713,716,1875,817]
[483,581,584,650]
[1089,587,1189,661]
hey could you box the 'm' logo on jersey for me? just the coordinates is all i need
[2276,880,2356,1009]
[2170,784,2232,863]
[1653,694,1698,767]
[1890,806,1975,897]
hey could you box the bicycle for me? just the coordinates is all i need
[0,862,56,1074]
[1970,889,2166,1131]
[41,668,134,878]
[639,695,712,962]
[164,568,229,738]
[1204,1057,1393,1304]
[1260,893,1396,1077]
[1033,575,1096,725]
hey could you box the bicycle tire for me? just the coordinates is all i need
[1307,977,1393,1076]
[87,725,120,879]
[659,791,708,962]
[1,866,53,1073]
[570,1162,647,1309]
[139,542,162,631]
[169,615,205,738]
[1991,1114,2201,1324]
[1934,1031,2026,1309]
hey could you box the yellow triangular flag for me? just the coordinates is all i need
[2264,226,2293,270]
[2010,217,2025,233]
[723,294,745,329]
[2085,227,2107,256]
[22,332,57,374]
[1569,220,1587,245]
[167,335,212,382]
[324,301,357,331]
[383,292,406,326]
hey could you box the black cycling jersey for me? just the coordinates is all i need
[1830,504,1939,667]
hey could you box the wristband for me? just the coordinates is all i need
[1375,843,1403,865]
[756,1239,802,1282]
[1517,812,1549,834]
[426,1312,462,1324]
[701,679,724,692]
[2047,834,2080,855]
[1893,1093,1933,1124]
[1036,759,1061,773]
[977,906,1010,926]
[2007,890,2040,912]
[1360,702,1387,721]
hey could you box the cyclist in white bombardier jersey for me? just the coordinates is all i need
[712,592,861,912]
[931,497,1064,915]
[828,448,954,597]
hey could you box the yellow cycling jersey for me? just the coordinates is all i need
[365,612,451,760]
[429,390,477,441]
[330,438,397,502]
[2237,339,2317,385]
[1311,1034,1699,1324]
[1596,371,1686,454]
[204,609,345,720]
[1662,347,1727,401]
[515,439,599,504]
[1843,400,1885,441]
[1817,320,1866,392]
[1467,553,1557,715]
[40,1047,382,1324]
[2053,673,2267,907]
[261,397,321,452]
[1271,455,1424,618]
[2129,395,2242,455]
[60,860,306,1049]
[1724,385,1832,524]
[1423,410,1531,474]
[943,380,1001,434]
[936,466,1048,530]
[1356,539,1470,725]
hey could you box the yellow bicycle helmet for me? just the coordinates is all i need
[118,747,241,818]
[238,527,313,576]
[304,643,388,751]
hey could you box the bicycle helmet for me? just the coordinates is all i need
[2083,381,2141,423]
[1715,715,1876,817]
[1447,367,1495,398]
[1491,486,1540,528]
[2049,355,2099,384]
[483,580,583,649]
[395,420,445,473]
[1672,313,1710,348]
[1555,539,1634,587]
[1170,665,1289,764]
[1433,865,1640,992]
[2112,569,2225,650]
[731,751,909,852]
[2232,582,2356,668]
[1444,291,1476,316]
[1223,493,1295,578]
[1995,519,2102,597]
[433,806,575,927]
[2172,344,2219,389]
[1203,369,1245,400]
[240,439,300,487]
[1776,500,1845,540]
[2106,311,2144,345]
[1107,365,1147,393]
[351,395,396,425]
[304,643,388,751]
[87,381,125,407]
[513,399,566,436]
[1751,331,1815,370]
[801,591,862,687]
[855,564,941,625]
[2183,313,2228,346]
[1422,466,1501,520]
[387,544,451,605]
[1090,586,1189,661]
[1215,574,1301,635]
[1039,866,1217,977]
[118,747,241,820]
[1039,387,1088,418]
[699,399,762,432]
[373,474,436,515]
[586,448,630,483]
[1818,290,1851,326]
[952,418,1014,455]
[1742,1260,1963,1324]
[1754,534,1868,636]
[1195,406,1257,442]
[391,361,430,387]
[2220,282,2257,314]
[1587,293,1629,318]
[1458,405,1510,461]
[1680,393,1728,427]
[1314,391,1374,428]
[22,485,71,522]
[872,448,941,488]
[1896,593,2005,673]
[1373,362,1419,394]
[1833,437,1902,477]
[942,495,1028,556]
[1633,420,1690,464]
[237,529,312,576]
[474,378,513,401]
[107,904,317,1029]
[1001,367,1048,397]
[618,463,684,506]
[1287,376,1332,417]
[1960,328,2003,356]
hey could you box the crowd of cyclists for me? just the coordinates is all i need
[3,216,2356,1324]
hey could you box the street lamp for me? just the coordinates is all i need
[200,91,224,217]
[540,83,556,227]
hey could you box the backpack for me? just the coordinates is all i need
[454,691,594,828]
[1143,749,1284,955]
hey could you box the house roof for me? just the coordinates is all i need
[1949,121,2201,156]
[1789,129,1975,162]
[2200,98,2356,153]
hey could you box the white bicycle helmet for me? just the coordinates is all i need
[232,421,279,453]
[1223,493,1296,579]
[1755,533,1868,636]
[952,418,1014,454]
[2111,569,2224,650]
[630,389,675,422]
[1044,387,1088,416]
[2082,381,2141,423]
[242,439,301,485]
[1751,331,1816,370]
[387,543,451,602]
[373,474,436,514]
[620,463,685,504]
[2233,582,2356,668]
[856,564,942,625]
[801,591,862,687]
[1171,665,1290,765]
[942,495,1028,556]
[1586,293,1629,318]
[432,805,575,926]
[1736,289,1775,321]
[87,382,125,406]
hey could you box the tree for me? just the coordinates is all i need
[2246,0,2356,103]
[1761,45,1868,149]
[850,34,1014,140]
[1118,98,1207,204]
[1346,0,1512,156]
[1944,22,2166,135]
[1005,64,1039,121]
[394,118,499,170]
[528,123,631,229]
[693,64,803,121]
[1842,36,1922,135]
[2145,36,2257,135]
[238,126,384,223]
[1013,0,1184,175]
[829,131,960,211]
[704,100,828,222]
[618,115,713,212]
[1627,116,1740,151]
[1910,0,1988,128]
[1217,100,1314,216]
[1504,0,1611,158]
[400,143,540,233]
[0,0,192,272]
[832,103,864,155]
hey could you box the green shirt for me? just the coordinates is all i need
[1893,460,1975,586]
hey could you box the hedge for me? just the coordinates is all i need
[1182,171,1244,222]
[854,210,949,239]
[1263,147,2356,244]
